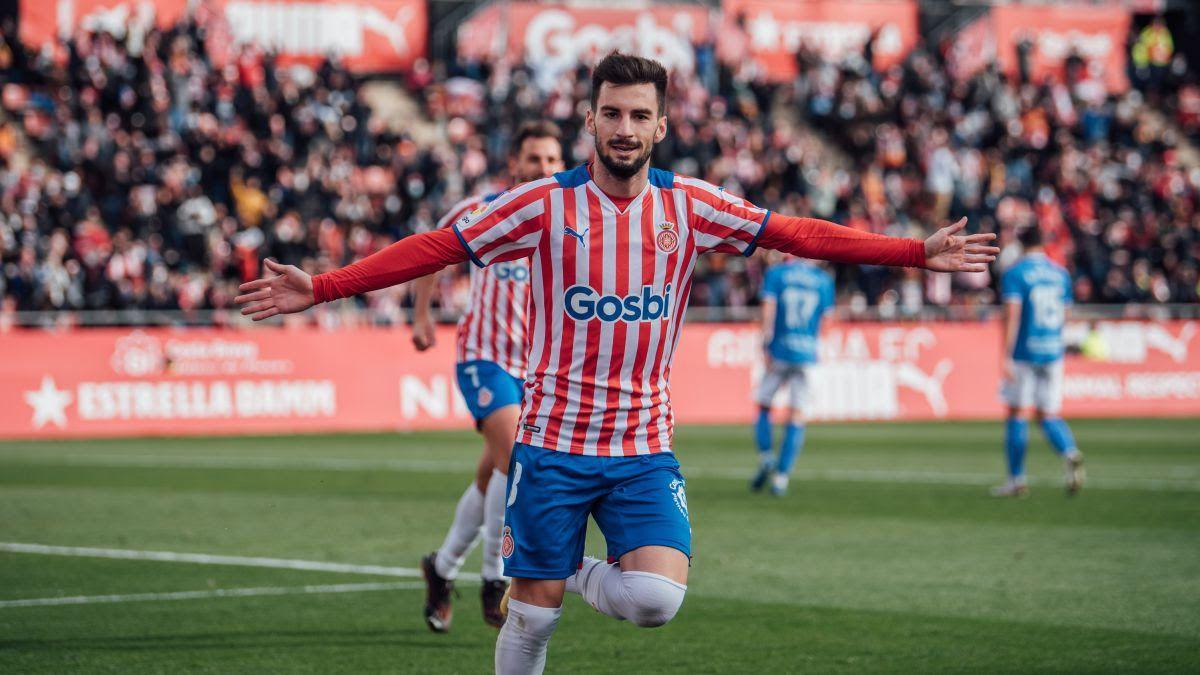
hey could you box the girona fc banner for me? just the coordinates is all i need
[457,2,711,75]
[1,321,1197,439]
[20,0,426,74]
[719,0,919,80]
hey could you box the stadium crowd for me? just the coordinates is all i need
[1,10,1198,322]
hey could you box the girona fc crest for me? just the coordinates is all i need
[656,230,679,254]
[478,386,494,408]
[501,526,515,558]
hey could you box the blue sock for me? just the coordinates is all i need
[1005,418,1029,479]
[754,409,773,459]
[777,423,806,475]
[1040,418,1077,456]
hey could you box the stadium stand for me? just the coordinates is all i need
[0,5,1197,325]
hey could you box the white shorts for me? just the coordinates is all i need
[755,361,811,410]
[1000,360,1064,414]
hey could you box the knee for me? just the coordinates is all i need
[622,572,687,628]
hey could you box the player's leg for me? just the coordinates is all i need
[771,366,809,496]
[994,363,1032,497]
[423,450,491,632]
[751,363,784,491]
[478,402,521,626]
[495,443,596,675]
[496,579,565,675]
[1034,361,1084,494]
[570,454,690,628]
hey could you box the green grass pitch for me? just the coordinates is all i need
[1,419,1197,672]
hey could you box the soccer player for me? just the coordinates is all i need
[236,52,997,675]
[993,226,1084,497]
[409,122,565,632]
[751,254,834,496]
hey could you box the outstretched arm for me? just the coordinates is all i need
[758,216,997,272]
[236,228,469,321]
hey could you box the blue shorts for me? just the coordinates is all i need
[455,360,525,425]
[501,443,692,580]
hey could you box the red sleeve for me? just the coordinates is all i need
[311,228,469,303]
[757,215,927,268]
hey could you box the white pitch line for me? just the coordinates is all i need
[0,542,480,582]
[0,581,421,609]
[7,452,1200,492]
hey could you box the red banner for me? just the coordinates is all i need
[19,0,426,74]
[458,2,711,74]
[19,0,189,49]
[2,321,1196,439]
[990,4,1130,92]
[720,0,919,80]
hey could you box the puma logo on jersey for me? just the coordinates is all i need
[564,226,588,247]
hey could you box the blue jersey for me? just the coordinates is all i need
[1002,253,1073,364]
[760,261,834,364]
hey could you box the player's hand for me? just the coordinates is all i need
[412,314,436,351]
[923,218,999,273]
[235,259,315,321]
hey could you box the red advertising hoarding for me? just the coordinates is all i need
[952,5,1132,92]
[720,0,919,80]
[457,2,711,74]
[19,0,426,74]
[2,321,1196,439]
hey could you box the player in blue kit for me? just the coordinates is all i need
[993,226,1085,497]
[751,255,835,496]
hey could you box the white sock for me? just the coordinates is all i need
[495,598,560,675]
[482,468,507,581]
[568,557,687,628]
[434,482,485,580]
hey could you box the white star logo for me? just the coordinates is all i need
[23,376,73,430]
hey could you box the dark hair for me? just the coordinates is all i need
[510,120,563,156]
[1018,225,1043,249]
[590,51,668,117]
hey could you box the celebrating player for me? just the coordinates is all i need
[751,255,834,496]
[235,52,998,675]
[410,122,564,632]
[993,226,1085,497]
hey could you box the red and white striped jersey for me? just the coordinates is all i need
[453,165,770,455]
[437,194,531,379]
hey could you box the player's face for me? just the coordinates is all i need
[586,82,667,180]
[510,137,564,183]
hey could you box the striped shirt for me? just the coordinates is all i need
[453,164,769,456]
[437,194,531,379]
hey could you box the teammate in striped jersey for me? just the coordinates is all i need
[409,122,564,632]
[236,53,999,675]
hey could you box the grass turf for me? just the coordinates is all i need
[0,419,1197,672]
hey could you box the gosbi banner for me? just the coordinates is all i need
[457,2,711,74]
[990,4,1131,92]
[2,321,1197,439]
[719,0,919,80]
[19,0,426,74]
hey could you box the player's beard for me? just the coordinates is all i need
[595,135,653,180]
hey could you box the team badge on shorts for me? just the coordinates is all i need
[669,479,689,519]
[478,386,493,408]
[501,526,515,558]
[656,229,679,254]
